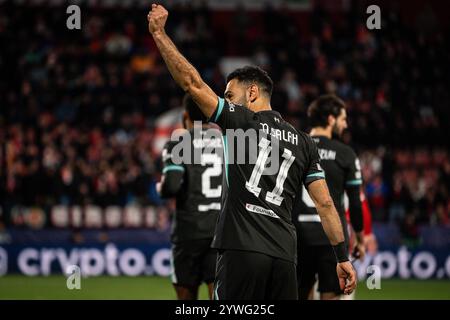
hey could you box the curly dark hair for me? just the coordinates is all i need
[307,94,346,127]
[226,66,273,97]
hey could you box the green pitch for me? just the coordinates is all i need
[0,276,449,300]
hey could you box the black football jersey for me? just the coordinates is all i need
[209,98,325,263]
[161,127,223,243]
[292,135,362,246]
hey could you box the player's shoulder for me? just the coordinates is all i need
[295,129,315,146]
[232,103,255,119]
[163,130,189,150]
[222,99,249,113]
[289,128,318,159]
[162,138,179,151]
[332,139,358,158]
[187,126,220,137]
[282,117,300,133]
[161,138,179,164]
[220,100,255,124]
[202,123,223,134]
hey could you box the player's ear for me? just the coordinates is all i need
[328,114,336,127]
[247,84,259,103]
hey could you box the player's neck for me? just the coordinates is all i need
[249,99,272,112]
[310,127,332,139]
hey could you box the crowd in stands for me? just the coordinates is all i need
[0,1,448,241]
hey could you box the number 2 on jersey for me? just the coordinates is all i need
[201,153,222,198]
[245,138,295,206]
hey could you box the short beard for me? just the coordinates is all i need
[239,100,248,108]
[332,124,342,139]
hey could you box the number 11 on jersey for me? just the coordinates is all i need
[245,138,296,206]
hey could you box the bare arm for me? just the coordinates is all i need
[346,185,365,260]
[147,4,218,118]
[306,179,345,245]
[307,179,357,294]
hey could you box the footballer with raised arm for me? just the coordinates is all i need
[148,4,356,300]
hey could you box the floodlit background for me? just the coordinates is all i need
[0,0,449,299]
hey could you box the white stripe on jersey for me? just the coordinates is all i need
[298,215,322,222]
[198,202,221,212]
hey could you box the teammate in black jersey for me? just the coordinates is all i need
[293,94,365,300]
[158,95,223,300]
[148,4,356,300]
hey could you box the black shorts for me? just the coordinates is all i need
[171,239,216,287]
[214,249,298,300]
[297,243,341,299]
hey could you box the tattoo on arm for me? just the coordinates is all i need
[307,179,345,245]
[152,31,218,118]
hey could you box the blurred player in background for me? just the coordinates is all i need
[157,94,223,300]
[293,95,365,300]
[340,189,379,300]
[148,4,356,300]
[345,190,378,256]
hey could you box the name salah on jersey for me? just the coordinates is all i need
[226,102,299,146]
[259,121,299,146]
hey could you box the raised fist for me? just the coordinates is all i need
[147,4,168,34]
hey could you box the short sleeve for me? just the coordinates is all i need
[161,140,185,174]
[344,149,363,187]
[208,97,253,130]
[302,136,325,186]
